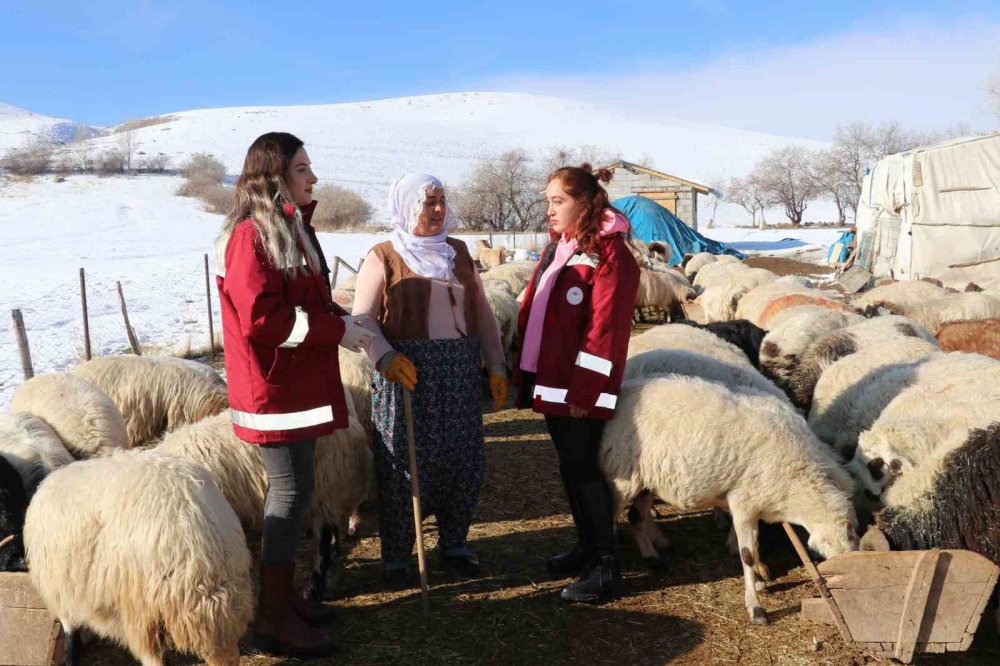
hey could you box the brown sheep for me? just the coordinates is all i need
[757,294,857,329]
[936,319,1000,361]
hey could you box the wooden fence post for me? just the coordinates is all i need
[116,281,142,356]
[331,256,340,290]
[11,309,34,380]
[79,268,91,360]
[204,254,215,351]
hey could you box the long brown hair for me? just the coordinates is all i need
[215,132,320,275]
[547,163,627,256]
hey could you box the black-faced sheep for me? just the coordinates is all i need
[789,315,938,410]
[0,456,29,572]
[601,375,858,624]
[849,353,1000,499]
[0,411,75,496]
[873,423,1000,564]
[758,306,866,405]
[72,355,229,448]
[24,451,253,666]
[676,319,766,367]
[10,373,128,458]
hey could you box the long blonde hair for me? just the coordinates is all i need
[215,132,320,276]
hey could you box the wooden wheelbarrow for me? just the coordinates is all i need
[785,524,1000,663]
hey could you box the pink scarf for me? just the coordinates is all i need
[519,209,630,373]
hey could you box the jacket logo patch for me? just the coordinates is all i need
[566,286,584,305]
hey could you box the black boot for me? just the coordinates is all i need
[547,473,591,576]
[560,554,620,604]
[560,479,620,604]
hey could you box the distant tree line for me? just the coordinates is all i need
[724,121,977,227]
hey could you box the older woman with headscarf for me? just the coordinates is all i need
[352,173,508,587]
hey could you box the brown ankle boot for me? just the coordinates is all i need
[254,563,335,658]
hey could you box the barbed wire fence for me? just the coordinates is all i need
[2,255,222,407]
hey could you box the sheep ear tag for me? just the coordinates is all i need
[566,287,584,306]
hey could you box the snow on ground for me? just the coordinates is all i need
[0,174,843,409]
[0,103,98,151]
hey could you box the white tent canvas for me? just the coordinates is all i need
[855,132,1000,283]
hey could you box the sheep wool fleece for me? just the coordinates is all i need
[372,336,485,563]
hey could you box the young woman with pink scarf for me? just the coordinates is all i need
[515,165,640,604]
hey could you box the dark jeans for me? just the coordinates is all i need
[260,439,316,565]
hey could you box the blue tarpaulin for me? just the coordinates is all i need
[827,230,854,265]
[613,196,745,266]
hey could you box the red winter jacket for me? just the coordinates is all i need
[217,203,350,444]
[515,233,640,420]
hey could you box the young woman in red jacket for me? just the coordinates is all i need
[215,132,372,657]
[516,165,640,604]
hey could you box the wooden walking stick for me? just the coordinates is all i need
[403,387,430,612]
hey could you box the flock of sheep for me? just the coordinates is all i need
[2,243,1000,663]
[0,352,375,666]
[612,252,1000,625]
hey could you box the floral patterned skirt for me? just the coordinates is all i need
[371,336,486,563]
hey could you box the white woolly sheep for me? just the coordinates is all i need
[807,338,941,456]
[635,269,696,320]
[852,280,949,311]
[72,355,229,448]
[757,293,856,330]
[695,268,777,323]
[339,347,374,440]
[477,240,507,270]
[24,451,253,666]
[601,375,858,624]
[480,261,536,297]
[692,260,749,290]
[684,252,717,280]
[624,348,788,402]
[155,409,373,601]
[789,314,938,409]
[848,353,1000,498]
[11,373,128,458]
[870,291,1000,335]
[775,275,816,289]
[481,279,519,365]
[758,306,866,404]
[0,412,75,496]
[627,323,754,369]
[734,282,814,327]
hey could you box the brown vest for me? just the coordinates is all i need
[371,238,480,341]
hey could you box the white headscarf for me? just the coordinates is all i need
[388,173,456,281]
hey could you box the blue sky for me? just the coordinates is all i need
[3,0,999,138]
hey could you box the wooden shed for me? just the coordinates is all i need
[600,161,711,231]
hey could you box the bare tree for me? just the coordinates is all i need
[804,149,852,224]
[452,149,547,231]
[724,173,778,229]
[540,145,622,174]
[757,146,819,226]
[117,130,138,176]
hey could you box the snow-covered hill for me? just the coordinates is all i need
[69,92,826,204]
[0,103,100,152]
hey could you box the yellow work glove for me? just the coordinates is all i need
[382,353,418,391]
[489,372,509,413]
